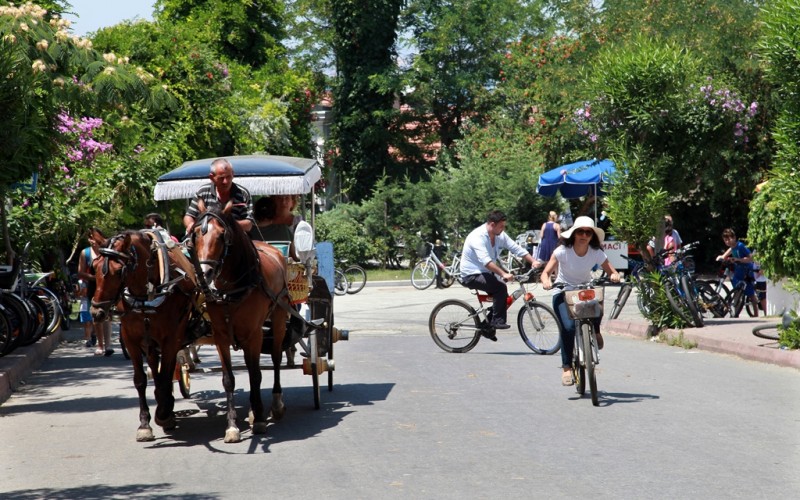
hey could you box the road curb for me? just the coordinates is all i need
[606,319,800,370]
[0,329,62,404]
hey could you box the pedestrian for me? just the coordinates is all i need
[183,158,255,235]
[754,262,767,312]
[77,279,95,348]
[537,211,561,263]
[716,228,759,317]
[144,212,179,243]
[460,209,541,339]
[77,228,114,356]
[540,216,621,386]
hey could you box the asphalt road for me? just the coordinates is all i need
[1,284,798,499]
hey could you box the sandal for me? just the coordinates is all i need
[561,371,574,386]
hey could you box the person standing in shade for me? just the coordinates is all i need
[537,211,561,263]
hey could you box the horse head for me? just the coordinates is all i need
[90,231,149,321]
[189,199,238,298]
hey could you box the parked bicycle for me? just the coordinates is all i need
[696,260,758,318]
[554,280,609,406]
[336,262,366,295]
[428,268,561,354]
[412,241,461,290]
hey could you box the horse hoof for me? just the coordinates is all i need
[270,403,286,421]
[136,428,155,442]
[224,427,241,443]
[252,421,268,435]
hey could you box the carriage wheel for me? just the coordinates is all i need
[311,364,321,409]
[178,364,191,399]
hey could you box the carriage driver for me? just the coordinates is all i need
[183,158,255,235]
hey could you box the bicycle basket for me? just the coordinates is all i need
[564,288,604,319]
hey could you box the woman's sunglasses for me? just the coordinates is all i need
[573,229,594,236]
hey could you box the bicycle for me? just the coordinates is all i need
[608,256,648,319]
[412,242,461,290]
[428,268,561,354]
[554,280,608,406]
[336,262,366,294]
[752,310,798,343]
[333,268,349,296]
[696,261,758,318]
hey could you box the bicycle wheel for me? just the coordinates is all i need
[694,282,727,318]
[745,301,758,317]
[573,329,585,396]
[752,323,780,341]
[440,271,456,288]
[730,287,745,318]
[333,269,348,296]
[663,278,694,326]
[1,292,32,351]
[636,282,656,317]
[582,323,598,406]
[411,260,435,290]
[31,286,62,333]
[517,301,561,354]
[428,299,481,353]
[609,283,632,320]
[19,294,49,346]
[343,265,367,294]
[680,275,703,327]
[0,309,11,355]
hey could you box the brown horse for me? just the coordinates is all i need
[89,228,201,442]
[188,199,289,443]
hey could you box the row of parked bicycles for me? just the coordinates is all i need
[608,241,758,327]
[0,243,74,357]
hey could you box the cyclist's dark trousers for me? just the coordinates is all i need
[553,292,601,369]
[461,273,508,324]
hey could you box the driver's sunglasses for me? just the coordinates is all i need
[574,229,594,236]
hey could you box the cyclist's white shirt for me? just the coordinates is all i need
[552,245,608,290]
[460,224,528,278]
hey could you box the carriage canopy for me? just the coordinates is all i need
[154,155,322,201]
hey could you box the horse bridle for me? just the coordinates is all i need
[91,235,138,309]
[190,212,233,300]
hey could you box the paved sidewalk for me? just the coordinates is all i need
[606,316,800,370]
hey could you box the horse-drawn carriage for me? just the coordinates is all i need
[90,155,348,443]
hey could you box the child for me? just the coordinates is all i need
[77,280,95,348]
[716,228,758,317]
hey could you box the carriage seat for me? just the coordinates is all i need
[265,241,291,258]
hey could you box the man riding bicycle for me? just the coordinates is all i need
[460,210,541,339]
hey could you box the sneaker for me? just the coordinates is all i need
[94,348,103,356]
[104,349,115,357]
[85,341,92,348]
[596,332,604,350]
[490,320,511,330]
[90,335,97,346]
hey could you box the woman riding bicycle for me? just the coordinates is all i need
[541,216,620,386]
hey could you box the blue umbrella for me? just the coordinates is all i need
[536,159,616,199]
[154,155,321,201]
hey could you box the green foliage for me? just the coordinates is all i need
[604,146,669,258]
[778,311,800,350]
[749,0,800,286]
[315,204,377,265]
[638,272,691,330]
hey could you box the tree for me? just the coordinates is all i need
[0,2,172,259]
[748,0,800,287]
[329,0,402,203]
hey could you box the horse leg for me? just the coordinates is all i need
[269,307,288,421]
[153,345,178,431]
[243,342,267,435]
[128,344,154,442]
[215,341,241,443]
